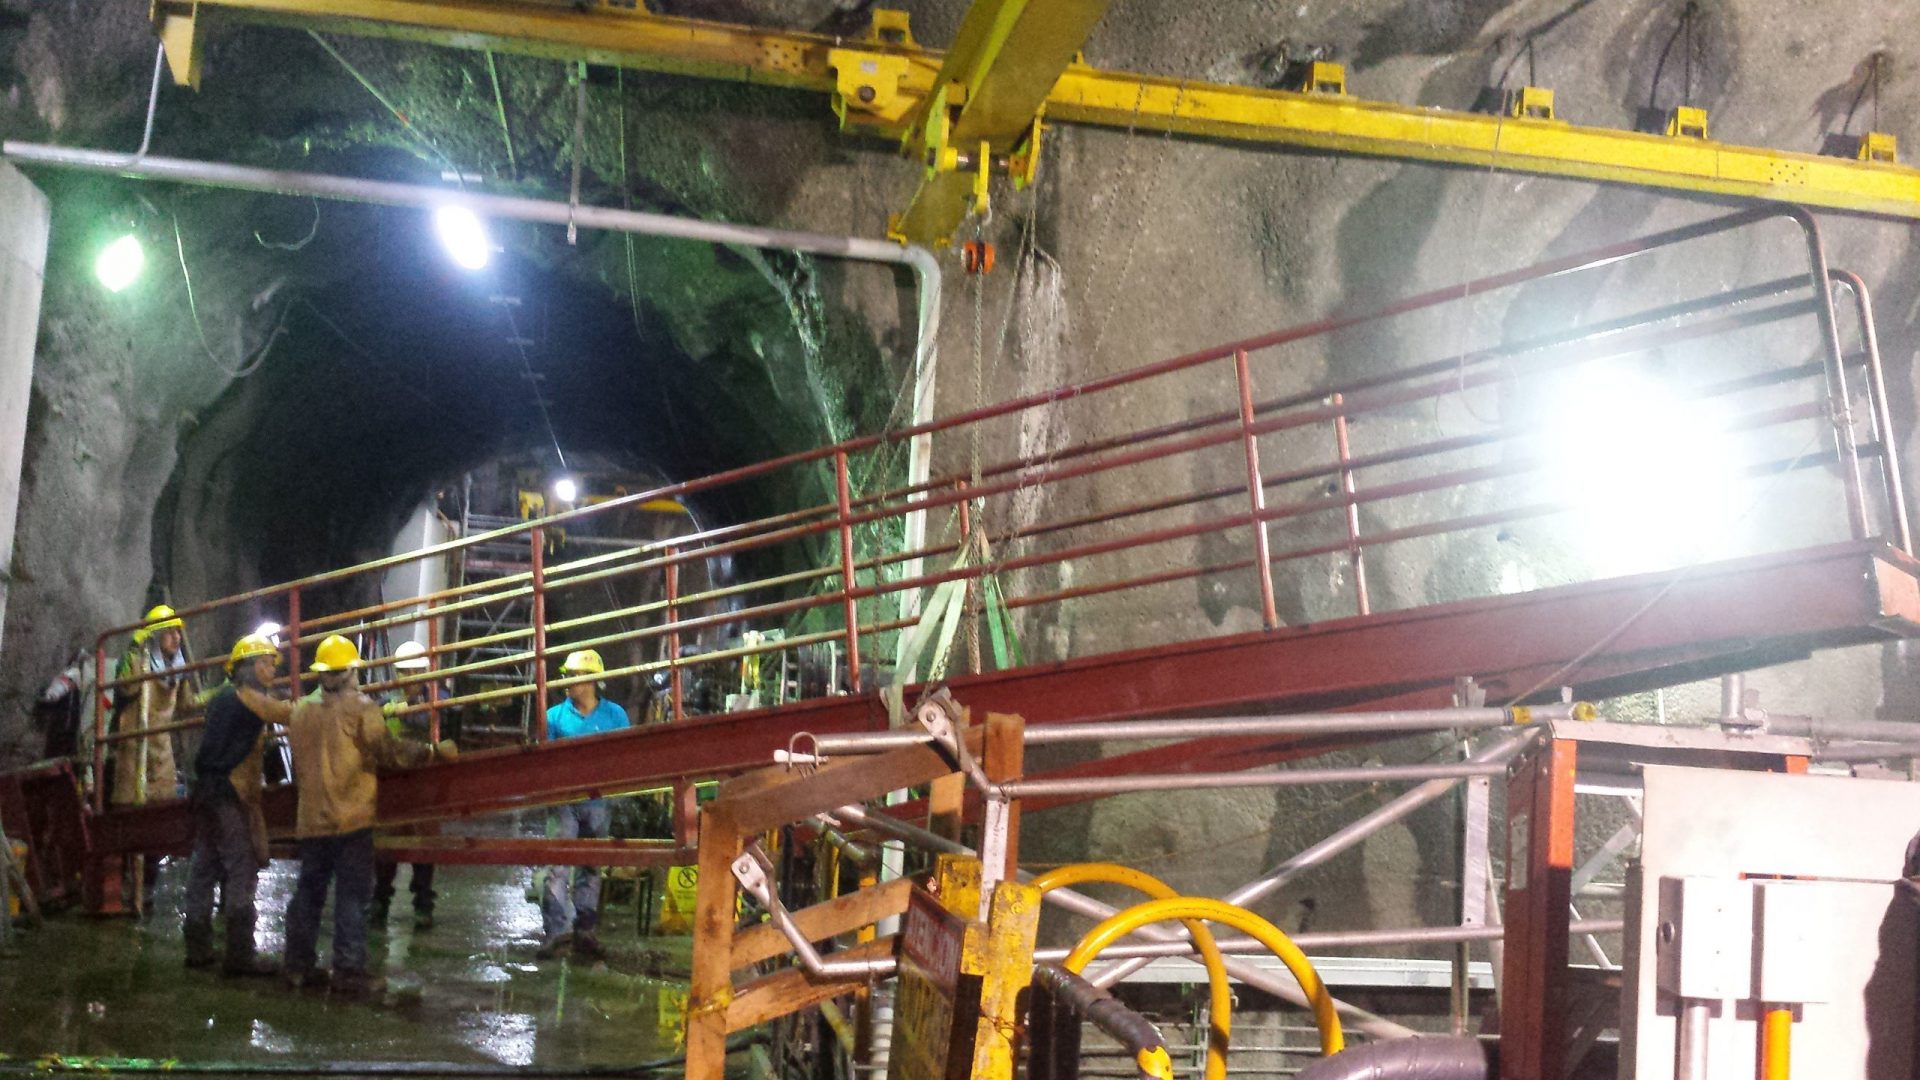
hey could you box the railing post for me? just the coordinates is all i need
[1233,350,1280,630]
[92,644,109,813]
[287,588,303,700]
[665,547,684,724]
[531,524,548,743]
[426,615,442,744]
[1331,392,1371,616]
[834,451,863,693]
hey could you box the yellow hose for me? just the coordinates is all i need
[1063,896,1344,1056]
[1029,864,1233,1080]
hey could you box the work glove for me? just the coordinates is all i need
[433,739,459,762]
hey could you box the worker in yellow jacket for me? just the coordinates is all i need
[111,604,191,807]
[281,635,453,997]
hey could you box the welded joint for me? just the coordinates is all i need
[732,841,898,980]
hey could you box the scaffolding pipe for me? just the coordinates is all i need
[800,704,1583,755]
[1037,919,1626,963]
[1087,728,1540,990]
[1001,761,1508,799]
[826,804,1420,1041]
[1762,714,1920,744]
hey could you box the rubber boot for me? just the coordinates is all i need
[535,932,570,960]
[184,920,218,970]
[573,931,606,961]
[412,909,434,932]
[331,969,387,999]
[222,911,276,978]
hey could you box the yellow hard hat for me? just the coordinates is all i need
[133,604,184,644]
[309,634,363,672]
[392,640,431,671]
[226,633,280,673]
[558,649,605,676]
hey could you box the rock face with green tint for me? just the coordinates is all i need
[0,0,1917,959]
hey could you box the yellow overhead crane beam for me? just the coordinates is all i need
[151,0,1920,245]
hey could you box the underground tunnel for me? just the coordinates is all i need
[2,2,1920,1079]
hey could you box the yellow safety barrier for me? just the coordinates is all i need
[1063,896,1345,1057]
[1029,863,1232,1080]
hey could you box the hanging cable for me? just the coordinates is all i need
[306,31,464,182]
[499,300,569,472]
[171,211,292,379]
[254,197,321,251]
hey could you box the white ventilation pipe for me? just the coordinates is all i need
[0,142,943,561]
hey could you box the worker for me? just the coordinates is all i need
[282,635,453,996]
[111,605,191,806]
[371,641,438,932]
[535,648,630,960]
[111,604,194,910]
[182,633,289,976]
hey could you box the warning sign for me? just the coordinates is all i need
[890,886,982,1080]
[660,865,700,934]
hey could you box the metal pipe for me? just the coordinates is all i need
[1088,728,1540,990]
[825,805,1418,1040]
[1037,919,1626,961]
[1000,762,1510,799]
[530,525,547,743]
[1762,715,1920,744]
[1719,672,1747,724]
[4,143,943,611]
[1330,393,1370,616]
[1234,349,1280,629]
[803,705,1578,754]
[1829,270,1913,554]
[732,842,896,979]
[1293,1036,1487,1080]
[1677,1000,1712,1080]
[1788,208,1872,541]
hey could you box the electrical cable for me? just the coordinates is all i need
[500,300,570,472]
[254,197,321,251]
[306,31,464,183]
[171,210,292,379]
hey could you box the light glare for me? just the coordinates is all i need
[253,621,283,642]
[433,206,491,270]
[553,477,578,503]
[1545,367,1738,576]
[95,234,145,293]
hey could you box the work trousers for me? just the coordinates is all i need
[286,828,376,976]
[373,860,436,914]
[183,795,260,959]
[541,799,611,939]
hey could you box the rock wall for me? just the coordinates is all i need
[1,0,1917,939]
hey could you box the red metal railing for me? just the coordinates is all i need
[85,206,1910,813]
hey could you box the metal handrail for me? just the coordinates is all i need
[85,206,1910,813]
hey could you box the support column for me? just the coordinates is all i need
[0,163,49,655]
[1501,736,1577,1080]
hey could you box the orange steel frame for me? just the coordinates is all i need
[1497,738,1811,1080]
[22,205,1915,893]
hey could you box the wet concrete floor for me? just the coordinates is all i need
[0,857,694,1071]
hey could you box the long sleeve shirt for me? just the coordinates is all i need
[191,688,264,802]
[287,687,434,838]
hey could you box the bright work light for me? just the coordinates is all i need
[433,205,491,270]
[253,621,283,643]
[553,477,578,503]
[95,234,145,292]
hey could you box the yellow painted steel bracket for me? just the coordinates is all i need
[1029,863,1232,1080]
[151,0,1920,237]
[1064,896,1346,1057]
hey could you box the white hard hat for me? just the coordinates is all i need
[393,640,432,671]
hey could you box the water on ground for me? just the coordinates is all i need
[0,858,693,1071]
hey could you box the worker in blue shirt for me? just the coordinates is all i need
[535,649,630,960]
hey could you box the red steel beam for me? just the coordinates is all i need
[81,540,1920,855]
[372,836,692,867]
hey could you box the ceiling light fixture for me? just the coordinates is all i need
[95,233,145,293]
[433,205,491,270]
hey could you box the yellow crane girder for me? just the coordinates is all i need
[151,0,1920,244]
